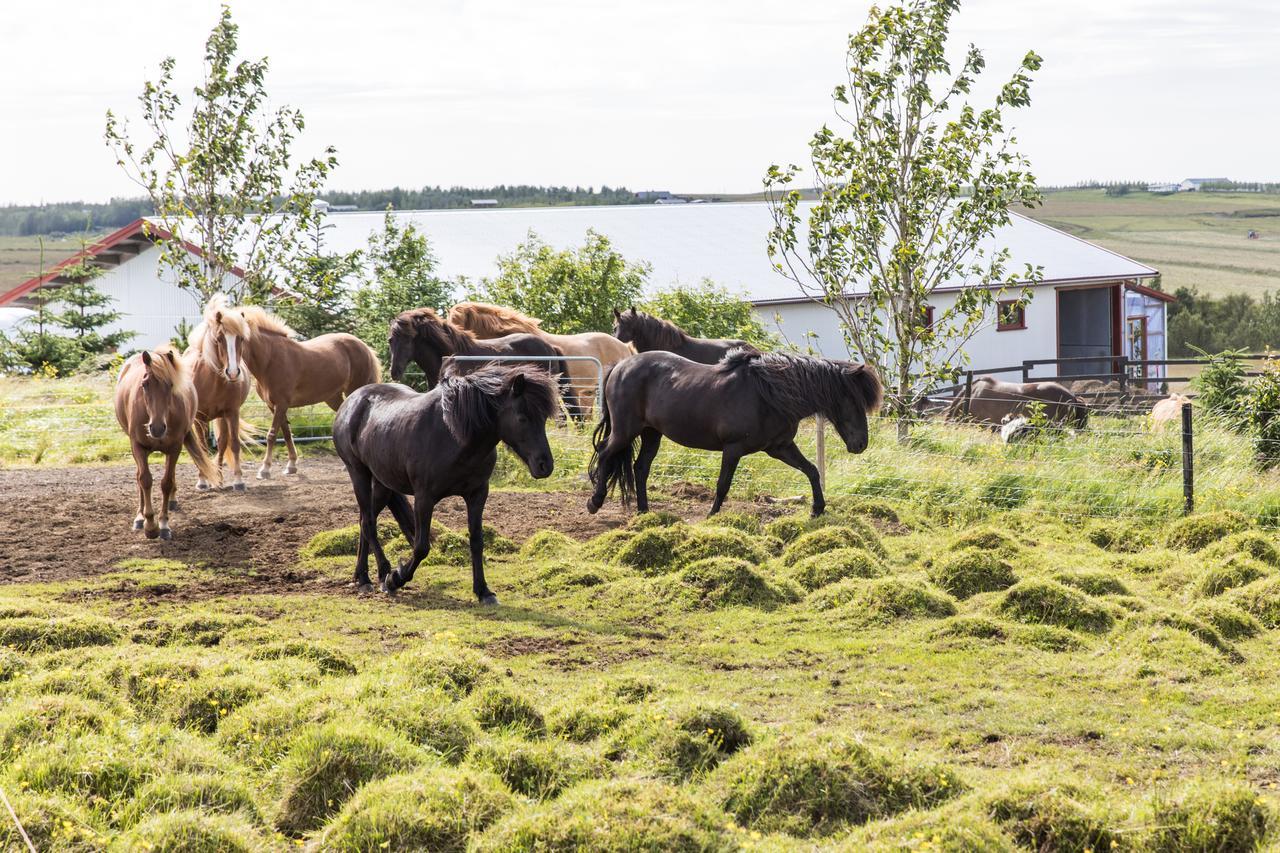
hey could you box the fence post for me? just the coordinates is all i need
[1021,361,1031,382]
[1181,402,1194,515]
[963,371,973,418]
[815,415,827,492]
[1117,356,1129,394]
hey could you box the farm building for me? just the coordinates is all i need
[0,203,1165,383]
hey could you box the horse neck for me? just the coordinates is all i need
[240,328,291,376]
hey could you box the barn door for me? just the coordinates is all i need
[1057,287,1115,378]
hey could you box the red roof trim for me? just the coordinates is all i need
[0,218,247,306]
[1125,281,1176,303]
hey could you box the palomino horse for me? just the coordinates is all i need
[612,307,754,364]
[944,376,1089,430]
[235,307,381,479]
[334,365,558,602]
[114,348,221,539]
[589,348,882,517]
[185,295,254,490]
[387,308,578,414]
[447,301,633,417]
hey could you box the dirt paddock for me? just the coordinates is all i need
[0,456,774,590]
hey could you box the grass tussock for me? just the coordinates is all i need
[471,686,546,737]
[787,547,885,591]
[987,784,1123,852]
[996,579,1115,633]
[118,771,261,827]
[783,522,886,565]
[467,735,606,799]
[519,529,578,560]
[1231,575,1280,628]
[1196,557,1270,597]
[0,791,104,852]
[809,577,957,624]
[613,525,688,574]
[1051,569,1130,597]
[1146,781,1270,851]
[930,548,1018,599]
[950,525,1023,556]
[0,615,121,652]
[674,525,774,567]
[1202,530,1280,567]
[377,643,493,698]
[611,703,751,780]
[1165,510,1248,552]
[131,614,266,648]
[110,810,264,852]
[1188,600,1262,640]
[679,557,789,609]
[1087,519,1154,553]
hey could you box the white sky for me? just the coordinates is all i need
[1,0,1276,205]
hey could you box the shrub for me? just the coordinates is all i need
[272,722,426,834]
[930,548,1018,599]
[471,686,546,737]
[1196,557,1269,597]
[783,524,885,566]
[679,557,781,608]
[722,735,962,836]
[1188,601,1262,640]
[110,810,263,852]
[519,529,577,560]
[1086,519,1153,553]
[1052,569,1129,597]
[248,640,358,675]
[950,526,1022,556]
[317,767,514,852]
[1146,782,1269,851]
[787,547,884,591]
[118,772,261,827]
[472,778,734,852]
[1193,351,1249,430]
[628,510,683,530]
[0,616,120,652]
[978,473,1030,509]
[1231,575,1280,628]
[996,580,1114,633]
[1203,530,1280,567]
[379,643,493,698]
[987,785,1122,853]
[1165,511,1247,551]
[674,526,772,567]
[468,736,606,799]
[614,526,687,574]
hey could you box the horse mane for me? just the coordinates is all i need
[238,305,296,338]
[449,301,543,336]
[625,311,690,350]
[394,307,476,352]
[139,345,193,396]
[439,364,559,441]
[188,294,253,373]
[718,347,883,420]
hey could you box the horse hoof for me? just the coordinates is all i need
[381,581,398,596]
[284,463,297,475]
[132,519,144,531]
[257,469,271,480]
[586,497,601,515]
[479,593,499,607]
[169,500,179,511]
[144,528,159,540]
[232,481,246,492]
[195,481,210,491]
[356,582,374,594]
[158,528,172,541]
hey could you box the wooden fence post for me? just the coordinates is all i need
[1181,402,1194,515]
[815,415,827,492]
[963,371,974,418]
[1021,361,1031,383]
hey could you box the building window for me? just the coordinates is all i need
[997,300,1025,331]
[921,305,935,330]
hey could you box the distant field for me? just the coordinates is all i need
[0,233,101,299]
[1023,190,1280,298]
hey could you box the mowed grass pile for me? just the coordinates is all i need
[0,496,1279,850]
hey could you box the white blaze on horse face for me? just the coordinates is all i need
[224,334,240,380]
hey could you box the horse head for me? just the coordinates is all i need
[139,349,183,439]
[611,306,639,345]
[200,295,249,382]
[828,363,883,455]
[442,366,558,479]
[388,310,444,387]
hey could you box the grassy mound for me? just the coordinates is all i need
[996,580,1115,633]
[301,519,405,558]
[579,529,635,562]
[610,676,656,703]
[930,616,1010,644]
[764,513,810,543]
[529,560,624,595]
[357,689,478,763]
[679,557,784,609]
[0,615,121,652]
[950,526,1022,556]
[110,810,263,852]
[8,732,148,805]
[472,778,734,852]
[272,722,426,834]
[628,510,683,530]
[674,526,773,567]
[1051,569,1129,597]
[1196,557,1270,597]
[828,496,903,525]
[787,547,884,591]
[468,736,606,799]
[248,640,356,676]
[0,693,111,754]
[519,529,577,560]
[378,643,493,698]
[987,784,1122,852]
[549,700,630,743]
[783,523,885,565]
[217,691,341,770]
[846,804,1016,851]
[1165,511,1248,551]
[1086,519,1154,553]
[470,686,546,737]
[118,771,261,826]
[169,675,268,734]
[720,734,962,836]
[710,511,763,534]
[1014,625,1086,652]
[611,703,752,780]
[1231,575,1280,628]
[810,577,957,624]
[1188,601,1262,640]
[1148,611,1240,660]
[131,613,266,647]
[613,525,688,574]
[1203,530,1280,567]
[1146,782,1269,851]
[0,792,103,851]
[930,548,1018,599]
[316,767,514,852]
[428,525,518,566]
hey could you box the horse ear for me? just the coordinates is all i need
[612,308,622,321]
[629,305,636,314]
[510,372,527,397]
[164,350,178,365]
[214,310,222,323]
[141,351,153,366]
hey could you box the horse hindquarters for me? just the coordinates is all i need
[586,376,636,513]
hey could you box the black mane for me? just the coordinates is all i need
[622,311,690,350]
[440,364,559,441]
[718,348,882,420]
[395,307,474,354]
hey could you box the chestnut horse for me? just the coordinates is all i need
[236,307,381,479]
[185,295,255,491]
[114,347,220,539]
[447,301,633,417]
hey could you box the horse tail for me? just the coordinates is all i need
[550,351,582,421]
[588,370,634,506]
[236,416,261,445]
[185,422,222,487]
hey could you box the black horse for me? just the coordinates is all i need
[388,308,578,413]
[333,365,558,603]
[588,348,881,517]
[612,307,753,364]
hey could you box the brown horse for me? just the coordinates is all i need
[114,347,220,540]
[185,295,255,491]
[447,301,633,416]
[236,307,382,479]
[944,377,1089,429]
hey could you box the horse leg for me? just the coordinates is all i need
[385,490,434,595]
[158,450,178,540]
[766,440,825,517]
[344,463,381,592]
[282,413,299,475]
[195,418,213,490]
[225,410,246,491]
[258,405,285,480]
[708,446,746,517]
[367,481,399,585]
[465,485,497,605]
[131,444,153,535]
[633,428,662,514]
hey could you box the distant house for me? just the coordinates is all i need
[635,190,671,201]
[653,196,689,205]
[470,199,499,208]
[1147,183,1180,195]
[1179,178,1229,192]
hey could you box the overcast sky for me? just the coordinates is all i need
[1,0,1276,205]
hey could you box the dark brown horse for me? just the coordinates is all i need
[588,348,882,517]
[611,307,753,364]
[387,308,578,415]
[333,365,559,603]
[945,377,1089,429]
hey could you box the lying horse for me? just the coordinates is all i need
[945,376,1088,429]
[114,348,221,539]
[611,307,752,364]
[588,348,881,517]
[333,365,558,602]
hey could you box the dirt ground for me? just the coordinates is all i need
[0,456,780,589]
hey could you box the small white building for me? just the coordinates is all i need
[0,203,1166,384]
[1179,177,1229,192]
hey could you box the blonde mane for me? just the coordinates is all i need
[449,301,543,336]
[138,345,193,396]
[239,305,297,338]
[203,294,251,338]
